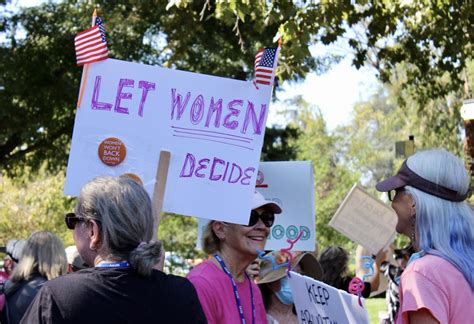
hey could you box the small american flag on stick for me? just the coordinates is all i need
[254,46,280,87]
[75,16,109,66]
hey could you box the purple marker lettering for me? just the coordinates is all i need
[171,89,191,120]
[179,153,196,177]
[205,97,223,128]
[222,162,230,181]
[137,81,156,117]
[223,99,242,130]
[209,158,225,181]
[190,95,205,125]
[91,76,112,111]
[194,158,210,178]
[114,78,134,115]
[240,167,255,185]
[228,163,242,184]
[241,102,267,135]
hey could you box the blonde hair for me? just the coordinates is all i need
[201,221,221,255]
[11,231,67,282]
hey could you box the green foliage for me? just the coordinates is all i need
[261,126,299,162]
[158,213,200,259]
[0,166,74,246]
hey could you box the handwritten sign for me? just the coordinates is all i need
[257,161,315,251]
[196,161,315,251]
[329,184,397,255]
[288,271,369,324]
[64,58,273,224]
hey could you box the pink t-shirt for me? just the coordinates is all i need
[397,254,474,324]
[188,260,267,324]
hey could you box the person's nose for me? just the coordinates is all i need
[253,218,269,233]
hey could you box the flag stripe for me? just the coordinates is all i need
[75,15,109,66]
[75,25,99,38]
[76,42,106,56]
[76,38,103,53]
[77,48,108,62]
[75,34,101,49]
[255,80,271,85]
[253,46,280,87]
[77,53,109,66]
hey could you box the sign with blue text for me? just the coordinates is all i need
[288,272,369,324]
[64,58,273,224]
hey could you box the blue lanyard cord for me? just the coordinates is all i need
[95,261,130,268]
[214,254,255,324]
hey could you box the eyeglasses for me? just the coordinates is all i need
[245,210,275,228]
[64,213,85,230]
[388,188,405,202]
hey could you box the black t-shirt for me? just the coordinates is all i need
[20,267,207,324]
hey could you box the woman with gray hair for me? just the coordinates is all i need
[188,190,282,323]
[22,176,206,324]
[2,231,67,324]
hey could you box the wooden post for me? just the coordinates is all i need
[152,150,171,239]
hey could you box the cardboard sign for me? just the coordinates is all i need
[64,58,273,224]
[329,184,397,255]
[288,271,369,324]
[196,161,315,251]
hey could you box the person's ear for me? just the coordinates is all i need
[212,221,227,241]
[88,220,102,251]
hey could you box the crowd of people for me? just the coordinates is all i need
[0,148,472,323]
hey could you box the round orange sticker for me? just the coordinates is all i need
[98,137,126,166]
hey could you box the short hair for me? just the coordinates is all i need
[11,231,67,282]
[318,246,349,289]
[405,149,474,289]
[201,221,220,255]
[76,176,162,277]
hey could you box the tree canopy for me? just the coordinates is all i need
[1,0,472,173]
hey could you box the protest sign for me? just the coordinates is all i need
[288,271,369,324]
[257,161,315,251]
[64,58,273,224]
[196,161,315,251]
[329,184,397,255]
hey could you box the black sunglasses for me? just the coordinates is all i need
[388,188,405,202]
[246,210,275,227]
[64,213,85,230]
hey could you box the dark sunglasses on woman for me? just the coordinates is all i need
[64,213,85,230]
[246,210,275,227]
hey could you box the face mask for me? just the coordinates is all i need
[275,277,294,305]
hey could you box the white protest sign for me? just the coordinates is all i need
[196,161,315,251]
[288,271,369,324]
[65,58,273,224]
[257,161,315,251]
[329,184,397,255]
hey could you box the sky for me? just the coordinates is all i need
[9,0,380,130]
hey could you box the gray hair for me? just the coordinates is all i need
[11,231,67,282]
[76,176,162,277]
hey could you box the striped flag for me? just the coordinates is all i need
[254,46,280,86]
[75,16,109,66]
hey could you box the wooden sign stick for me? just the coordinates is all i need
[152,150,171,239]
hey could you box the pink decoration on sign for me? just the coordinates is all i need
[348,277,365,307]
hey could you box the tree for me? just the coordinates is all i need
[2,0,472,173]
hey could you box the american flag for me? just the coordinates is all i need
[254,46,280,86]
[74,16,109,66]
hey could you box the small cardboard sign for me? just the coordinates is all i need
[196,161,315,251]
[65,58,273,224]
[288,271,369,324]
[329,184,397,255]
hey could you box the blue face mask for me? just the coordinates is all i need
[275,277,294,305]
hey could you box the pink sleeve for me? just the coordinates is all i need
[188,276,219,324]
[399,270,449,323]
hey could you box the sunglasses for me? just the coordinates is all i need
[64,213,85,230]
[246,210,275,227]
[388,188,405,202]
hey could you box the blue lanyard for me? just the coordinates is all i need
[95,261,130,268]
[214,254,255,324]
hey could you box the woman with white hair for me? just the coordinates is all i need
[188,190,282,323]
[2,231,67,324]
[376,149,474,323]
[22,176,206,324]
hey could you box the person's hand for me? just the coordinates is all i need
[246,260,260,279]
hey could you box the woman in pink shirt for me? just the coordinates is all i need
[188,191,282,324]
[376,149,474,323]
